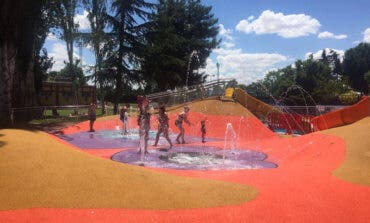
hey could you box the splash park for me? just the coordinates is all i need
[0,87,369,223]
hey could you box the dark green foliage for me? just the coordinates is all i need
[53,0,79,66]
[58,61,86,85]
[106,0,154,113]
[0,0,52,125]
[141,0,219,92]
[34,49,54,94]
[343,43,370,94]
[245,52,350,105]
[80,0,109,113]
[364,70,370,85]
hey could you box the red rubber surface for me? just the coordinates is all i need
[1,113,370,223]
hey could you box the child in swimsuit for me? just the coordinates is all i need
[120,105,128,134]
[175,106,191,144]
[137,96,151,154]
[88,101,97,132]
[201,119,206,143]
[153,106,173,148]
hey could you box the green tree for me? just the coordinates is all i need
[54,0,79,66]
[107,0,154,114]
[59,61,87,113]
[34,49,54,96]
[81,0,109,113]
[0,0,56,125]
[245,53,350,106]
[364,70,370,91]
[343,43,370,94]
[142,0,219,92]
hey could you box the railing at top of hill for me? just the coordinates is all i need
[147,78,237,107]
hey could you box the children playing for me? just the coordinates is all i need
[137,96,151,154]
[175,106,191,144]
[153,106,173,148]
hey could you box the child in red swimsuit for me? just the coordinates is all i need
[137,96,150,154]
[153,106,173,148]
[175,106,191,144]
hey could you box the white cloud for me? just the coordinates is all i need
[46,32,58,41]
[213,48,242,55]
[219,24,233,40]
[204,48,288,84]
[236,10,321,38]
[219,24,234,49]
[363,28,370,43]
[353,40,361,45]
[305,48,344,61]
[223,42,235,48]
[247,15,255,21]
[318,31,347,39]
[49,42,80,71]
[74,10,90,30]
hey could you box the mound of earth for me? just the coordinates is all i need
[322,117,370,186]
[167,99,255,117]
[0,129,257,210]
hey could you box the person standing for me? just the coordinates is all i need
[88,101,97,132]
[175,106,191,144]
[201,118,207,143]
[120,105,128,134]
[153,106,173,148]
[137,96,151,154]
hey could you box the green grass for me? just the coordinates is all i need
[28,108,113,126]
[27,104,138,127]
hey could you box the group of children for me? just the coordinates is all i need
[136,95,206,154]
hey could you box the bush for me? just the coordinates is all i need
[338,91,360,105]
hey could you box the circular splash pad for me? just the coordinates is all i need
[112,145,277,170]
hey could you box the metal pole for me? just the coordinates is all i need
[216,62,220,82]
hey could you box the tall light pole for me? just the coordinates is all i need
[216,62,220,82]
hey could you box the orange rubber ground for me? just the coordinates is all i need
[1,112,370,222]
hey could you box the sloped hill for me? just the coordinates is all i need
[168,98,255,117]
[0,129,257,210]
[322,117,370,186]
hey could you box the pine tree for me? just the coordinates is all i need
[142,0,219,92]
[107,0,154,114]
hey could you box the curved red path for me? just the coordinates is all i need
[1,113,370,223]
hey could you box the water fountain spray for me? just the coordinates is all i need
[224,123,237,159]
[185,50,199,102]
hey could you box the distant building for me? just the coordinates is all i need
[40,81,96,106]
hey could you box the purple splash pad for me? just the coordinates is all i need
[111,145,277,170]
[57,131,139,149]
[57,129,220,149]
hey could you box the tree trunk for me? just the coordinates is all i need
[114,75,121,114]
[0,42,15,126]
[0,0,42,126]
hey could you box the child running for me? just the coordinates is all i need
[153,106,173,148]
[137,96,151,154]
[175,106,191,144]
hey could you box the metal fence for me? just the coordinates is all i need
[147,78,236,108]
[273,105,347,116]
[9,105,92,125]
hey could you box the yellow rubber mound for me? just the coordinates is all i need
[233,88,281,118]
[168,99,255,117]
[0,129,257,210]
[322,117,370,186]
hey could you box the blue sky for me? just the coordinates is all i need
[45,0,370,85]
